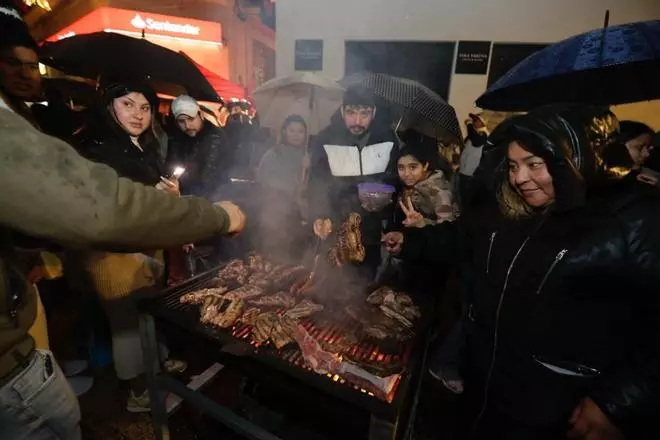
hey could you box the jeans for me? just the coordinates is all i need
[0,349,81,440]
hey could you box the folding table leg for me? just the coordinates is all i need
[139,313,170,440]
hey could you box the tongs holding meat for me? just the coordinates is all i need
[291,237,324,295]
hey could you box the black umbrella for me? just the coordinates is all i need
[477,19,660,111]
[339,71,462,145]
[40,32,219,102]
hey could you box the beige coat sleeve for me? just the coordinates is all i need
[0,109,231,251]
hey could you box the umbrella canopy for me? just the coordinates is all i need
[179,52,247,100]
[339,71,462,145]
[477,19,660,111]
[40,32,219,102]
[252,72,344,135]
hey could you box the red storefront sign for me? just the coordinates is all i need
[46,7,222,45]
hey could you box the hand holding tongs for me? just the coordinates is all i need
[307,237,323,282]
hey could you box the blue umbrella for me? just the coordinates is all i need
[477,19,660,111]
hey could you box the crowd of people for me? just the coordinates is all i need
[1,3,660,440]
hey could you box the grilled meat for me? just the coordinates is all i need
[200,296,228,324]
[180,287,229,304]
[216,259,250,285]
[246,272,272,290]
[274,265,308,290]
[252,312,279,344]
[247,252,266,273]
[341,354,404,377]
[225,284,265,300]
[328,213,366,266]
[346,304,414,341]
[212,299,245,328]
[248,291,296,308]
[367,287,421,323]
[366,286,394,305]
[270,316,297,350]
[284,299,324,320]
[241,307,262,326]
[379,305,414,329]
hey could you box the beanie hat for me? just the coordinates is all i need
[171,95,200,118]
[99,74,159,109]
[0,5,38,52]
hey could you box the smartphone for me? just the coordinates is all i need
[170,166,186,182]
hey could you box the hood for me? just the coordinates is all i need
[488,105,625,212]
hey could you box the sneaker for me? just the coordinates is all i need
[126,390,151,413]
[67,376,94,397]
[62,359,89,377]
[163,358,187,375]
[429,368,464,395]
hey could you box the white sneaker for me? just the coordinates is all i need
[126,390,151,413]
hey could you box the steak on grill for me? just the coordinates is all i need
[180,287,229,304]
[225,284,265,300]
[284,299,324,320]
[248,291,296,308]
[212,299,245,328]
[216,259,250,285]
[270,316,297,350]
[252,312,279,344]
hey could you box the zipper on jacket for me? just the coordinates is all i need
[358,145,364,176]
[536,249,568,295]
[486,232,497,274]
[472,236,531,434]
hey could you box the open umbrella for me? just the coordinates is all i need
[40,32,219,102]
[477,19,660,111]
[252,72,344,135]
[339,71,462,145]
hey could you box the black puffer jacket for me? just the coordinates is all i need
[308,113,399,246]
[166,119,230,197]
[401,106,660,438]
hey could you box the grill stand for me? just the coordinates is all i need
[139,311,416,440]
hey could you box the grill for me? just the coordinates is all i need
[140,263,435,438]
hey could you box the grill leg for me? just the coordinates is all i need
[139,313,170,440]
[369,415,396,440]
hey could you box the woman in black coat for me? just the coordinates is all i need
[383,105,660,439]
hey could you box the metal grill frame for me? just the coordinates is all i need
[139,264,435,439]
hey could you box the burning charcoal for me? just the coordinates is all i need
[284,299,324,320]
[248,292,296,308]
[212,299,245,328]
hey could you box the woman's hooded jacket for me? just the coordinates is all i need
[401,105,660,437]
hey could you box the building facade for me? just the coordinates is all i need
[276,0,660,130]
[25,0,276,95]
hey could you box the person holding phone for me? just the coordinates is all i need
[71,78,196,412]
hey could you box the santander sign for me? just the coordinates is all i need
[130,13,201,36]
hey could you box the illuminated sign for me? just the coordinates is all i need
[130,14,201,36]
[46,7,222,44]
